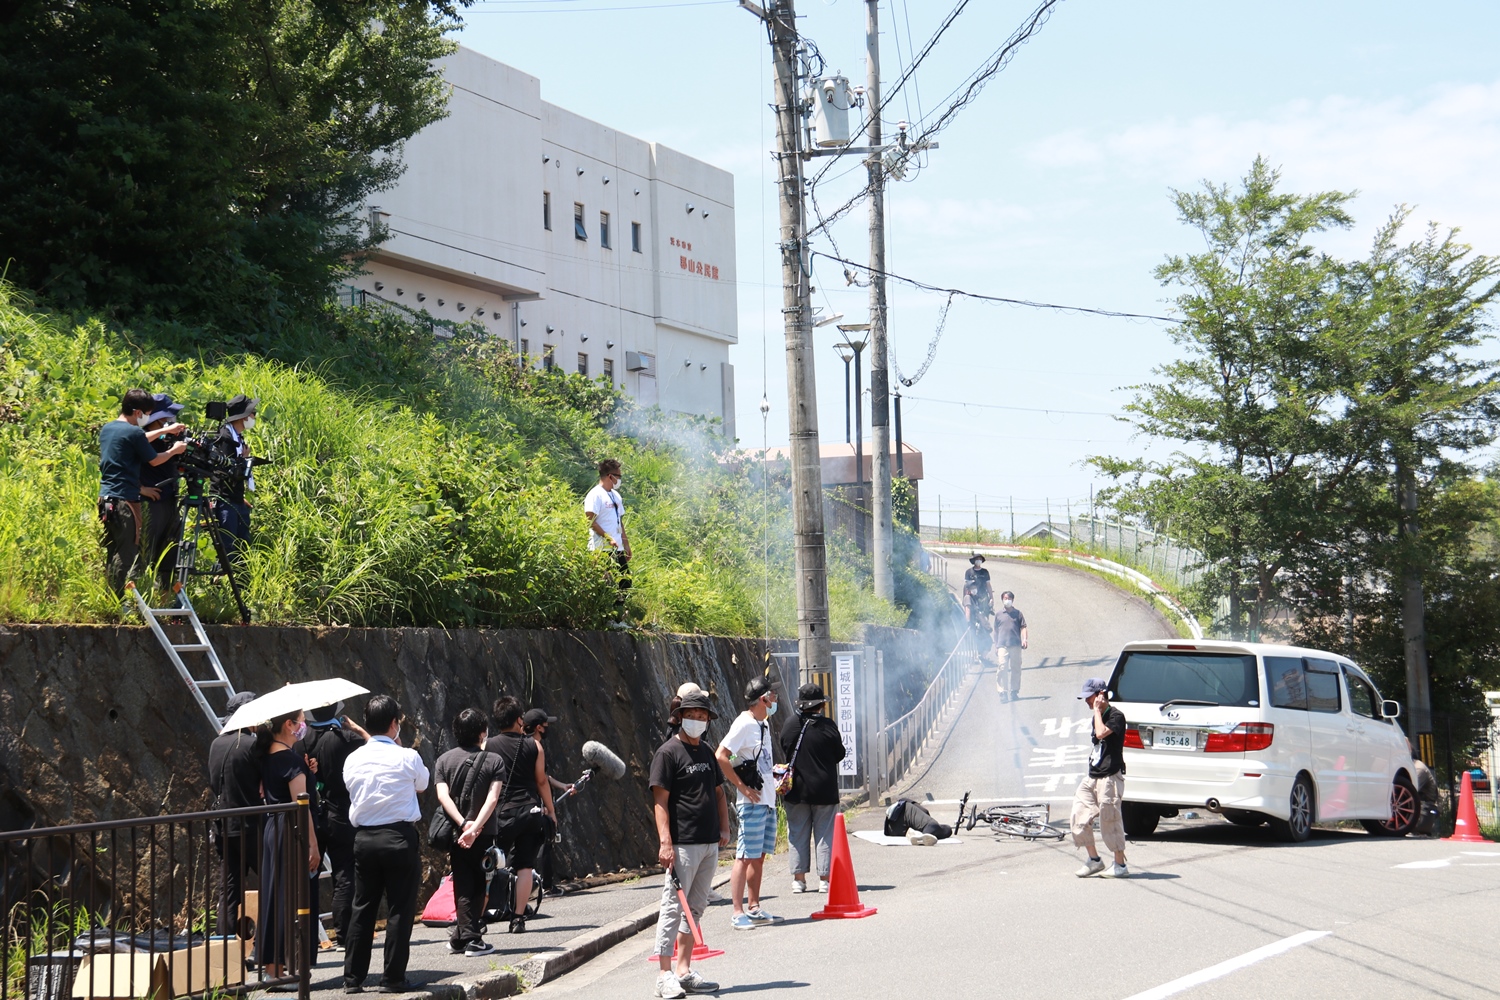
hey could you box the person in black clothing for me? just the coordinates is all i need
[434,709,504,956]
[208,691,261,938]
[256,710,322,978]
[882,799,952,844]
[211,393,258,563]
[97,387,187,596]
[523,708,570,895]
[1069,677,1128,878]
[295,702,368,950]
[139,393,185,592]
[962,554,994,624]
[483,697,555,933]
[779,683,846,893]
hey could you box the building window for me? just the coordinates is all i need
[603,357,614,381]
[573,203,587,241]
[543,344,556,370]
[631,222,642,253]
[543,192,551,231]
[600,212,611,249]
[577,352,589,375]
[520,338,529,357]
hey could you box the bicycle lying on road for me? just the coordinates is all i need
[958,797,1067,842]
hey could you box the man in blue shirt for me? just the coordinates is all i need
[98,388,186,596]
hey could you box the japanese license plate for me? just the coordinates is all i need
[1155,728,1197,751]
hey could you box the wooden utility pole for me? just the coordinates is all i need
[748,0,833,680]
[866,0,894,602]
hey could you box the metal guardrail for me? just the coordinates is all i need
[875,626,982,799]
[2,800,314,1000]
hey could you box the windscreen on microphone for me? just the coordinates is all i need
[582,740,627,780]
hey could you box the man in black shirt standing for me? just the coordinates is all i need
[207,691,261,937]
[649,688,729,999]
[992,590,1029,701]
[296,701,368,950]
[483,697,555,934]
[1069,678,1129,878]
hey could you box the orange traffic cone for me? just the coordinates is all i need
[811,813,877,920]
[647,872,724,962]
[1443,770,1490,843]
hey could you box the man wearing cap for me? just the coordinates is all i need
[1070,678,1129,878]
[716,677,782,931]
[296,702,369,949]
[97,388,188,596]
[140,393,186,591]
[962,553,993,623]
[650,686,729,998]
[207,690,261,937]
[212,393,259,563]
[779,683,845,893]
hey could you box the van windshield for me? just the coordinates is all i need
[1111,652,1260,708]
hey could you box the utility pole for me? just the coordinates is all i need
[747,0,833,682]
[865,0,894,603]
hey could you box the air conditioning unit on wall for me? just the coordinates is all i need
[625,351,655,374]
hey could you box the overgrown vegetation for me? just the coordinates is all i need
[0,284,912,636]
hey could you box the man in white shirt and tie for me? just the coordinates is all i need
[341,695,429,994]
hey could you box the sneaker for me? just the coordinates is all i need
[729,913,756,931]
[447,941,464,955]
[745,906,782,924]
[1075,857,1106,878]
[655,972,687,999]
[464,941,496,956]
[705,889,725,904]
[907,831,938,847]
[508,916,526,934]
[791,879,808,894]
[817,879,829,893]
[342,985,364,995]
[677,970,720,994]
[376,983,411,994]
[1102,863,1130,879]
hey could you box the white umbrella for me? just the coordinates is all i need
[220,678,370,734]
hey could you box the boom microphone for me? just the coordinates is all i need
[581,740,628,781]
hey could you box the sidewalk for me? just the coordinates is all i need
[292,869,730,998]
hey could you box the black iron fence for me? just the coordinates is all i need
[2,800,314,1000]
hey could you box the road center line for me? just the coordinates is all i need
[1121,930,1331,1000]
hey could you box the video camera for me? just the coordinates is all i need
[167,400,268,502]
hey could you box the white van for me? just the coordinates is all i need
[1105,639,1419,842]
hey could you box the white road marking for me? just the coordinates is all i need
[1041,717,1094,739]
[1030,745,1092,768]
[1025,772,1084,792]
[1394,859,1452,869]
[1121,930,1331,1000]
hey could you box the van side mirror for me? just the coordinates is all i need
[1381,700,1401,719]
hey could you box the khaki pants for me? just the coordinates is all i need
[1070,773,1126,854]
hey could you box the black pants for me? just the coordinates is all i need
[884,800,952,840]
[142,496,180,588]
[344,823,420,988]
[322,818,356,947]
[99,499,141,596]
[216,500,251,565]
[215,825,260,937]
[614,551,632,606]
[448,835,492,947]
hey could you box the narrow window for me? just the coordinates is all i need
[600,212,611,249]
[520,338,529,357]
[603,357,615,381]
[577,352,589,375]
[631,221,642,253]
[543,192,551,231]
[573,203,587,241]
[543,344,556,370]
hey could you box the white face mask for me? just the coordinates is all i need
[766,700,778,717]
[1003,599,1014,608]
[244,415,256,431]
[136,413,150,427]
[680,718,708,739]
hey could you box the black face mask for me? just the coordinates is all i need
[534,728,548,741]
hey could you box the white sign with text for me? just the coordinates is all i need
[836,653,858,776]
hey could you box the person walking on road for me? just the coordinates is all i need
[716,677,783,930]
[650,688,730,998]
[779,683,845,893]
[992,590,1029,700]
[342,695,429,993]
[1070,678,1129,878]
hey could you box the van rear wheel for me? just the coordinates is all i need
[1224,809,1266,827]
[1363,775,1417,837]
[1121,802,1159,838]
[1270,776,1314,843]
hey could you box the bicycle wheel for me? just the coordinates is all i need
[990,815,1064,841]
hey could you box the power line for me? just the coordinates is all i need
[466,0,728,10]
[812,250,1177,324]
[902,394,1119,418]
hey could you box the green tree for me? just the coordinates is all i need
[0,0,458,332]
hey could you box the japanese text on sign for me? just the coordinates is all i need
[836,653,858,776]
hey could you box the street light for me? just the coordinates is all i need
[837,322,871,551]
[833,342,854,443]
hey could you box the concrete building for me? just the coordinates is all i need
[351,46,738,436]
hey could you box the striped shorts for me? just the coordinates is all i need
[735,802,777,860]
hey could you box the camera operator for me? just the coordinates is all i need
[140,393,185,592]
[98,388,187,597]
[212,394,259,563]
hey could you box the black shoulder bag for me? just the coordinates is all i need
[732,722,766,791]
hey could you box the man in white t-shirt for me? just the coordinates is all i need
[715,676,783,931]
[584,459,632,611]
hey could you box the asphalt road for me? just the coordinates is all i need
[528,558,1500,1000]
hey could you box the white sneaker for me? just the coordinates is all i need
[677,970,719,994]
[1102,863,1130,878]
[817,879,829,893]
[656,972,687,999]
[908,831,937,847]
[1075,858,1106,877]
[791,880,808,894]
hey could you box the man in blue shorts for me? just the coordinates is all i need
[716,677,783,931]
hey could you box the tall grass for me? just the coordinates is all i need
[0,284,906,636]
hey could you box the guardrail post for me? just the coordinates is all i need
[296,793,312,1000]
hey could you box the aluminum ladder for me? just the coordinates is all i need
[127,581,238,730]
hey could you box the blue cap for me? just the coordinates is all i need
[1077,678,1109,700]
[147,392,184,425]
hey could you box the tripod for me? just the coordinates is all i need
[172,471,251,623]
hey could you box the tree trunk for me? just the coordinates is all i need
[1397,459,1432,745]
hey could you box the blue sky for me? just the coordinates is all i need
[458,0,1500,531]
